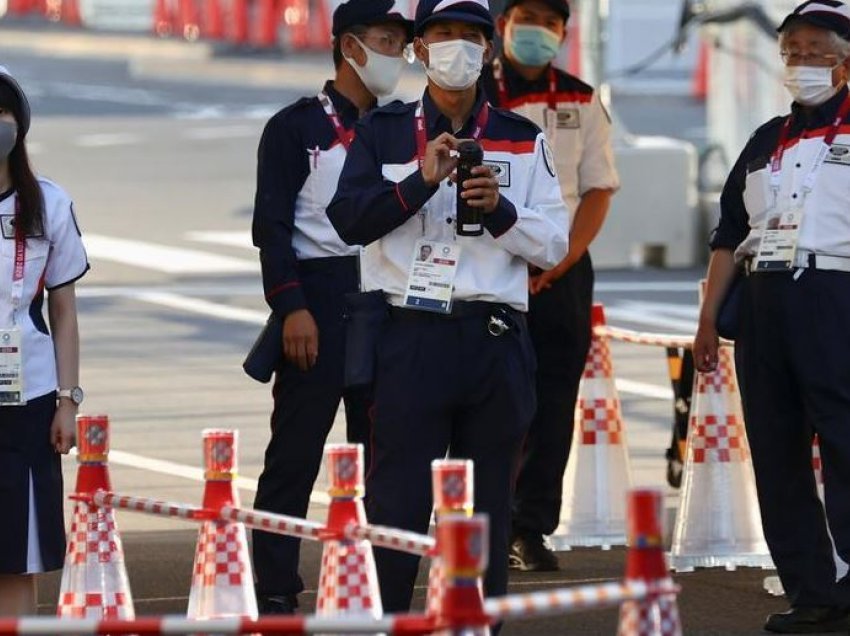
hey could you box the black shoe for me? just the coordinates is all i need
[257,594,298,615]
[509,534,559,572]
[763,606,850,633]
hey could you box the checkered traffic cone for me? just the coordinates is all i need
[669,346,773,571]
[431,514,491,636]
[617,490,681,636]
[426,459,474,618]
[763,435,848,596]
[551,304,633,550]
[316,444,382,619]
[57,416,135,619]
[187,430,257,619]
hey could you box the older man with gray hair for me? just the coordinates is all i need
[694,1,850,632]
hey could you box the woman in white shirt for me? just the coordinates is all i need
[0,67,89,615]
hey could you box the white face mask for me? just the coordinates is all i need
[783,64,841,105]
[423,40,486,91]
[345,35,406,97]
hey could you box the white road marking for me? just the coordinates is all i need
[615,300,699,320]
[185,230,255,250]
[615,379,674,401]
[75,133,144,148]
[108,449,331,506]
[595,281,699,293]
[77,284,262,298]
[605,305,697,333]
[84,233,257,274]
[134,291,267,325]
[182,125,259,141]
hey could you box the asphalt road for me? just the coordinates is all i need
[0,35,794,635]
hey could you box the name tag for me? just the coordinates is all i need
[483,161,511,187]
[0,215,45,240]
[0,328,25,406]
[754,204,804,271]
[545,108,580,130]
[403,240,461,315]
[824,144,850,166]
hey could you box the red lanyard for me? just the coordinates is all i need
[493,58,558,110]
[318,91,354,151]
[11,197,25,309]
[771,93,850,192]
[414,100,490,168]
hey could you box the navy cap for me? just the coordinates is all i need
[415,0,495,39]
[778,0,850,41]
[0,66,30,137]
[332,0,414,41]
[504,0,570,21]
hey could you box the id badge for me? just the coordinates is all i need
[754,204,803,271]
[403,240,461,314]
[0,328,25,406]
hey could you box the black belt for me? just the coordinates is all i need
[298,255,357,274]
[388,301,521,336]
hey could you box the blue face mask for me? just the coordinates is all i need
[506,24,562,67]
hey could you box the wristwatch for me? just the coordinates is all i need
[57,386,85,406]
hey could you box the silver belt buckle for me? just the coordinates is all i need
[487,314,510,337]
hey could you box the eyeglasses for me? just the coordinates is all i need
[357,31,409,56]
[779,50,841,66]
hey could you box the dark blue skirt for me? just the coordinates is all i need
[0,392,66,573]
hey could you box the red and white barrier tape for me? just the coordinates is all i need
[221,505,323,542]
[0,615,435,635]
[345,523,436,556]
[595,325,732,349]
[484,580,650,620]
[92,490,201,520]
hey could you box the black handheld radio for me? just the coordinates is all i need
[456,141,484,237]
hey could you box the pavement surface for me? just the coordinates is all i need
[0,20,808,635]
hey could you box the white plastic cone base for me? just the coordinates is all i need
[57,502,135,619]
[187,520,257,619]
[426,557,445,617]
[551,357,633,550]
[669,353,773,572]
[316,539,382,618]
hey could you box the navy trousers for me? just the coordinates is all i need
[366,304,537,611]
[513,253,593,536]
[252,256,371,598]
[736,268,850,609]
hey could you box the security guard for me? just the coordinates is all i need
[695,2,850,632]
[0,66,88,614]
[249,0,413,614]
[480,0,619,571]
[328,0,569,611]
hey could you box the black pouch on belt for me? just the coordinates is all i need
[343,290,389,388]
[242,312,283,383]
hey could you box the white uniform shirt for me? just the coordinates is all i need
[0,178,89,401]
[483,60,620,219]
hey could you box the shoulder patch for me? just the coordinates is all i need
[542,138,557,178]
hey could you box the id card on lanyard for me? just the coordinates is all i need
[755,94,850,271]
[1,198,26,406]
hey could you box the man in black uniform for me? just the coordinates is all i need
[480,0,619,571]
[328,0,569,610]
[250,0,413,614]
[695,1,850,632]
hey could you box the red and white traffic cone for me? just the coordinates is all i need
[618,490,681,636]
[187,430,257,619]
[57,416,134,619]
[253,0,280,48]
[201,0,224,40]
[669,346,773,572]
[426,459,474,618]
[316,444,382,619]
[432,514,491,636]
[228,0,249,47]
[551,303,633,550]
[152,0,172,36]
